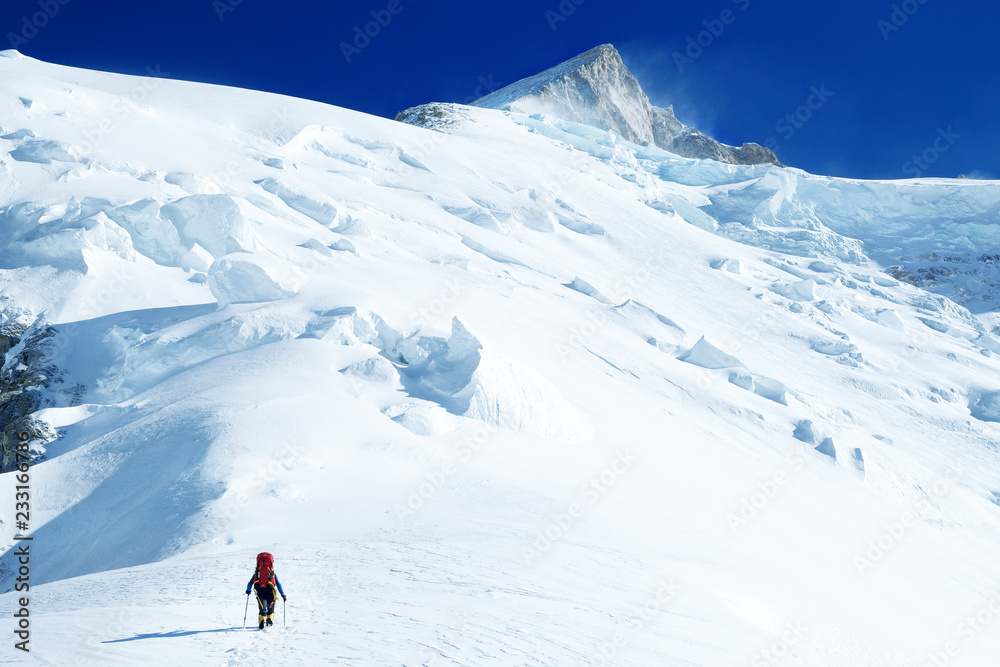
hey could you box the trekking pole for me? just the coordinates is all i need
[243,593,250,629]
[284,598,286,626]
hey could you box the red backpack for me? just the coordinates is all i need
[255,552,274,589]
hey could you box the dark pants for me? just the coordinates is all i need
[256,586,277,615]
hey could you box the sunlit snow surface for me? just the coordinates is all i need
[1,50,1000,665]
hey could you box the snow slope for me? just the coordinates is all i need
[1,48,1000,666]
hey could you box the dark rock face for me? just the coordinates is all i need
[670,129,734,162]
[0,322,24,357]
[1,321,59,471]
[669,128,779,167]
[650,106,685,151]
[736,143,783,166]
[394,103,470,132]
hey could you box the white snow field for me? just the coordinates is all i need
[1,47,1000,666]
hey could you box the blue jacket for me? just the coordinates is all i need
[246,571,285,596]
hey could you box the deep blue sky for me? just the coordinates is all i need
[2,0,997,180]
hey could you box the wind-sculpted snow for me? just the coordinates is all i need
[3,50,1000,665]
[465,354,595,443]
[486,107,1000,310]
[208,255,300,308]
[681,336,747,370]
[255,177,341,227]
[395,317,482,414]
[680,337,795,406]
[611,299,686,352]
[563,277,613,304]
[970,391,1000,423]
[772,278,818,302]
[162,195,263,259]
[9,138,75,164]
[702,169,1000,308]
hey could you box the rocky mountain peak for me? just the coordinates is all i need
[470,44,781,167]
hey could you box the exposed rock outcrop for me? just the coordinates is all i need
[1,320,60,471]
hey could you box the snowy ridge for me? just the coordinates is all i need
[0,51,999,665]
[467,44,781,166]
[472,45,657,147]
